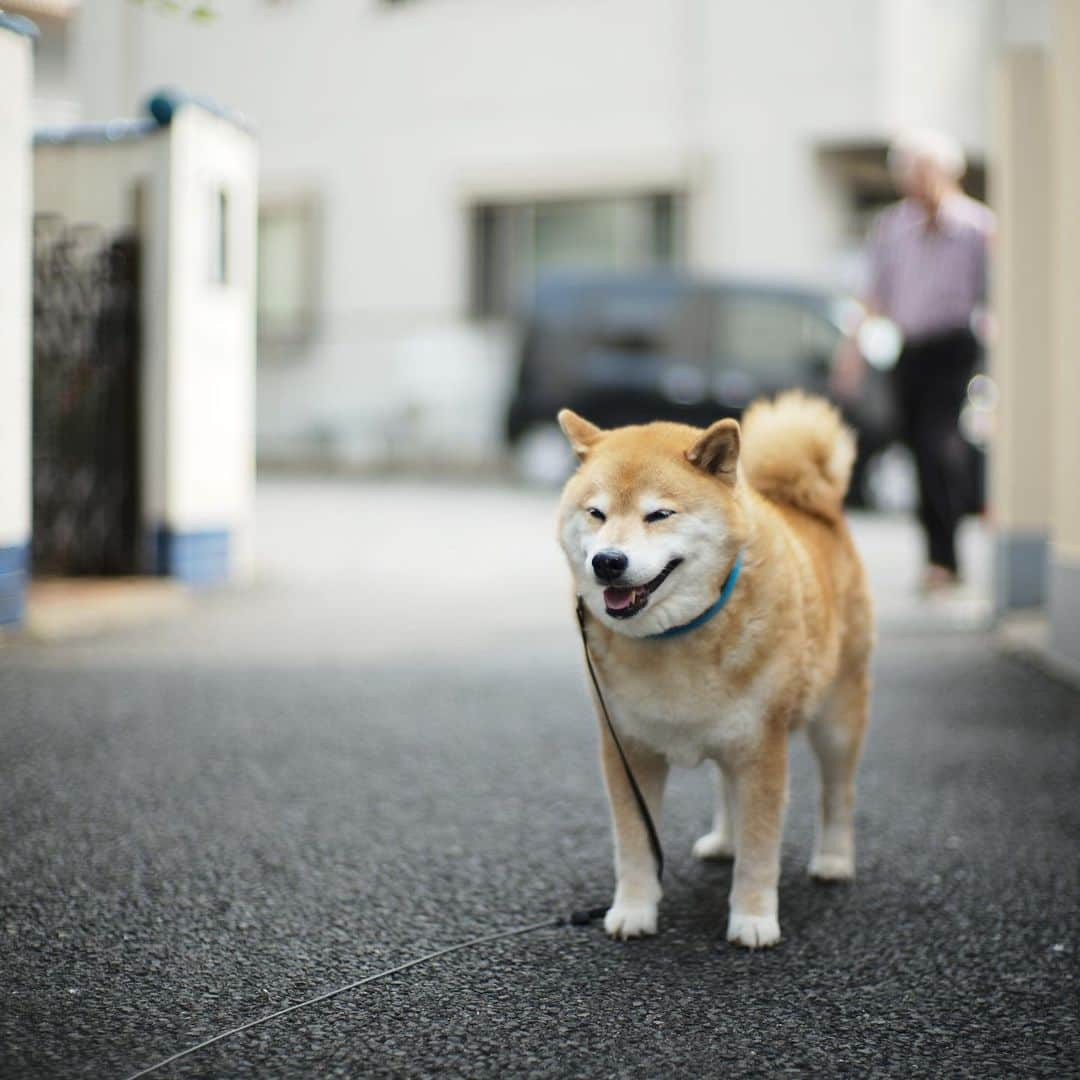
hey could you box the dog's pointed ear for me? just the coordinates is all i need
[557,409,604,461]
[686,418,740,484]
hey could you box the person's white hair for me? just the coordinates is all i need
[887,128,966,182]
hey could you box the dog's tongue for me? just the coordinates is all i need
[604,587,636,611]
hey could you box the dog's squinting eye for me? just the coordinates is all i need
[586,507,606,522]
[644,509,676,524]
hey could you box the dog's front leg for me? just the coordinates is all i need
[727,728,788,949]
[597,719,668,940]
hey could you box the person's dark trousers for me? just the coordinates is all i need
[892,328,977,575]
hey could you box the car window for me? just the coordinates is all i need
[712,294,839,372]
[585,286,707,359]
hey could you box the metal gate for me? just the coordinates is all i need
[31,219,141,576]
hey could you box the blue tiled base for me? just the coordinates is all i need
[0,543,29,626]
[1049,554,1080,674]
[148,527,230,587]
[994,530,1048,612]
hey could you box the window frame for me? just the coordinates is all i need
[256,192,322,352]
[468,190,686,320]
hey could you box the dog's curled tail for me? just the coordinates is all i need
[739,391,856,524]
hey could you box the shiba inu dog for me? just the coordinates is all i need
[557,392,873,948]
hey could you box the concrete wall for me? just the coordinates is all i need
[991,0,1080,671]
[1048,0,1080,667]
[0,18,35,624]
[65,0,997,467]
[990,49,1052,611]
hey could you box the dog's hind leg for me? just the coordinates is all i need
[597,720,669,940]
[807,665,870,881]
[692,761,736,861]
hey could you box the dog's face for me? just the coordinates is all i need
[556,411,747,638]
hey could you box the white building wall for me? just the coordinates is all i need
[35,135,156,229]
[877,0,997,153]
[29,12,83,127]
[0,20,34,624]
[67,0,998,467]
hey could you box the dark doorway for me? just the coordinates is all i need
[31,219,141,576]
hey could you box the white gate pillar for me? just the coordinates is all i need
[0,15,36,626]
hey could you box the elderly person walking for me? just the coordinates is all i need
[863,129,994,592]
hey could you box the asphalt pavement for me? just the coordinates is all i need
[2,479,1077,1079]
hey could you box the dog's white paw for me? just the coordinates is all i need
[692,830,735,861]
[809,853,854,881]
[726,912,781,949]
[604,898,659,940]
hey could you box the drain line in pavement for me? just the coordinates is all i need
[122,912,604,1079]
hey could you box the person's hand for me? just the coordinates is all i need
[829,336,867,401]
[971,308,996,347]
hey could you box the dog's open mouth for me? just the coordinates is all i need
[603,559,683,619]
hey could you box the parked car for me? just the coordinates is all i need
[505,270,902,507]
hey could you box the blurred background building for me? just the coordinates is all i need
[3,0,1079,673]
[15,0,996,470]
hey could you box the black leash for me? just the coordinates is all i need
[122,919,564,1080]
[575,596,665,883]
[121,606,661,1078]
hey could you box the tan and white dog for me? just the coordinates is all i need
[557,392,873,948]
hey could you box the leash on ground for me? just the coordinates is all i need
[122,911,625,1079]
[121,604,663,1080]
[121,916,582,1080]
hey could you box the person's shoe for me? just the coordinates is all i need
[920,564,960,595]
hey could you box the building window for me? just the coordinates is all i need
[257,196,320,347]
[470,192,684,319]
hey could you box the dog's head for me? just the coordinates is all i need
[556,410,748,638]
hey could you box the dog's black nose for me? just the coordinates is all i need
[592,549,629,582]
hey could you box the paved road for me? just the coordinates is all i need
[2,480,1076,1078]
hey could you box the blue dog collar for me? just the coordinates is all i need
[646,550,744,641]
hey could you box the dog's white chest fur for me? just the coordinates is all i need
[601,657,769,768]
